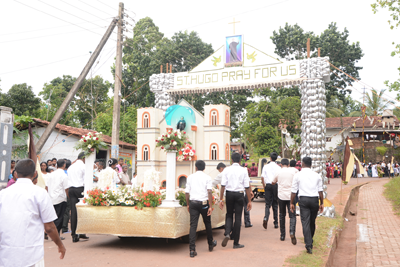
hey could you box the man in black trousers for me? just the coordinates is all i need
[261,152,281,229]
[219,153,252,249]
[185,160,217,258]
[290,157,324,254]
[67,152,89,243]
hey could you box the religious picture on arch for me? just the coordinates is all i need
[226,35,243,64]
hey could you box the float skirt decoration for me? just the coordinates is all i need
[76,205,226,238]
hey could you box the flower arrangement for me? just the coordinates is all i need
[74,131,107,156]
[83,186,164,209]
[174,187,220,206]
[155,129,191,152]
[134,190,163,210]
[175,188,187,206]
[177,143,196,162]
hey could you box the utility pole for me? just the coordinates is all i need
[90,51,93,130]
[362,87,366,163]
[111,2,124,159]
[36,18,119,152]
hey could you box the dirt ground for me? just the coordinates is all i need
[44,177,381,267]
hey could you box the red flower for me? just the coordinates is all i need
[96,137,99,140]
[174,133,177,136]
[184,132,186,134]
[84,140,87,142]
[161,139,164,141]
[161,146,164,149]
[179,151,183,155]
[171,139,174,142]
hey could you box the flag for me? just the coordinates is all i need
[342,136,354,184]
[28,123,46,189]
[391,156,394,174]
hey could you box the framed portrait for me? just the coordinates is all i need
[225,35,243,64]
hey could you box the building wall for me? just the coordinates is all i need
[136,102,231,187]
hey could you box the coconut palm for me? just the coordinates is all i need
[326,96,345,118]
[348,89,393,117]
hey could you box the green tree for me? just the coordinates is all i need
[122,17,164,108]
[372,1,400,97]
[271,23,364,105]
[38,75,77,125]
[240,97,301,156]
[317,23,364,104]
[94,98,137,145]
[2,83,41,116]
[38,75,111,128]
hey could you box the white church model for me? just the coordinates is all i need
[136,99,231,188]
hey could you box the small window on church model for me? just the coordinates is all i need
[211,145,218,160]
[143,114,149,128]
[143,146,149,161]
[211,111,218,125]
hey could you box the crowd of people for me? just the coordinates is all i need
[1,154,136,266]
[185,152,324,258]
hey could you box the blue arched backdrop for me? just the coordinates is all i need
[165,105,196,129]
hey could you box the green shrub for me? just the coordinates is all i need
[376,146,388,156]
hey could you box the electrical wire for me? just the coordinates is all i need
[0,48,114,75]
[92,49,116,75]
[14,0,111,38]
[80,0,115,16]
[168,0,291,34]
[96,0,118,12]
[37,0,106,29]
[0,26,107,44]
[0,17,114,36]
[59,0,112,21]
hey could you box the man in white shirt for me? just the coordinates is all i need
[67,152,88,243]
[219,153,252,249]
[290,157,324,254]
[261,152,281,230]
[212,162,226,187]
[185,160,217,258]
[272,158,297,245]
[0,159,66,266]
[46,159,69,236]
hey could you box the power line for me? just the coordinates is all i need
[0,48,114,75]
[96,0,118,12]
[37,0,106,28]
[0,26,107,44]
[92,50,116,76]
[59,0,111,21]
[92,47,116,75]
[0,17,114,36]
[14,0,111,38]
[80,0,115,16]
[169,0,291,34]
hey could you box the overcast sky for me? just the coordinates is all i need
[0,0,399,108]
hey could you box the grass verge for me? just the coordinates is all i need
[285,215,343,267]
[383,177,400,215]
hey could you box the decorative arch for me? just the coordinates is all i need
[142,112,150,128]
[209,109,219,126]
[210,143,219,160]
[178,175,187,188]
[142,145,150,161]
[225,143,230,160]
[225,110,230,126]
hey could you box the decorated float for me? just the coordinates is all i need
[76,33,336,239]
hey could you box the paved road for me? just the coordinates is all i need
[357,179,400,266]
[44,176,381,266]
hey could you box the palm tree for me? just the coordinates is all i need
[326,96,345,118]
[348,89,393,117]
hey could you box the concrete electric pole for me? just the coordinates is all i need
[36,18,119,152]
[111,2,124,159]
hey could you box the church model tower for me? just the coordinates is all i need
[136,99,231,188]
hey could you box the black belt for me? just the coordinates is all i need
[226,190,244,194]
[190,200,208,205]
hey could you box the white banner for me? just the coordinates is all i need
[173,61,300,89]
